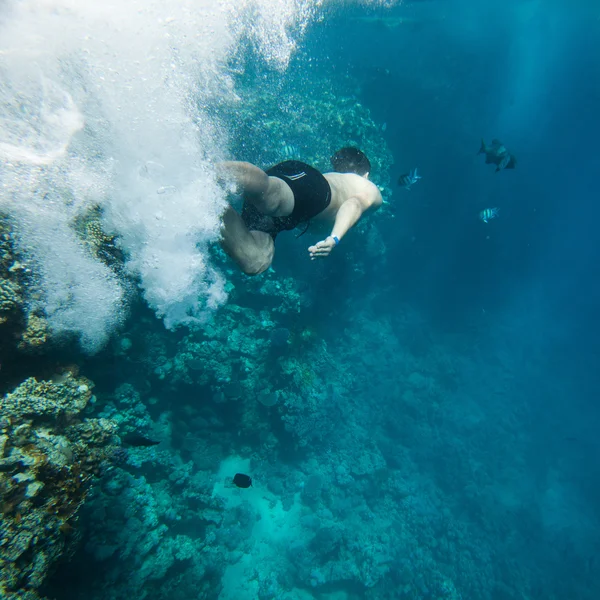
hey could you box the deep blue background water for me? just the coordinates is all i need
[317,0,600,321]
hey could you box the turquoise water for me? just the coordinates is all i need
[1,1,599,599]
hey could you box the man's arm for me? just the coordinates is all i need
[308,192,380,260]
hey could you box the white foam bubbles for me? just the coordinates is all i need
[0,0,388,351]
[0,69,124,353]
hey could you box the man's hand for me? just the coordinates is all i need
[308,236,337,260]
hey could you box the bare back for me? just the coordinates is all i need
[317,172,383,221]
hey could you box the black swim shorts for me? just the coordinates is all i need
[241,160,332,239]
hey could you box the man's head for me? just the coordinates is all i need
[330,147,371,177]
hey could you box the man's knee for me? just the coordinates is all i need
[240,256,271,276]
[241,249,273,276]
[241,262,269,276]
[240,239,274,275]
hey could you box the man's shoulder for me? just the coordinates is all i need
[324,172,382,210]
[323,171,378,190]
[352,175,382,204]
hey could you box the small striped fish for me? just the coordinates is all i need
[479,207,499,223]
[280,143,297,160]
[398,167,421,190]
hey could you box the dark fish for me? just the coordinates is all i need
[478,139,517,172]
[398,167,421,190]
[122,432,160,447]
[233,473,252,488]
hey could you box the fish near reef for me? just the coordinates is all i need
[479,139,516,172]
[233,473,252,488]
[121,432,160,447]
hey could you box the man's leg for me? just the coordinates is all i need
[220,206,274,275]
[217,161,294,217]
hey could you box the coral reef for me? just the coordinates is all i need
[17,314,49,353]
[71,272,465,599]
[71,255,561,600]
[0,374,118,600]
[0,215,51,358]
[72,206,124,272]
[0,216,24,327]
[0,208,125,363]
[0,278,20,325]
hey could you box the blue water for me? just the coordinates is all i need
[3,1,600,599]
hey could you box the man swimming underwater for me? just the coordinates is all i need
[217,147,383,275]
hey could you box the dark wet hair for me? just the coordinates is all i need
[330,147,371,176]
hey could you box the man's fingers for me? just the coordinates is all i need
[309,240,333,250]
[308,238,334,260]
[308,248,331,259]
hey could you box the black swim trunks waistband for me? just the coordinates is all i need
[241,160,331,239]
